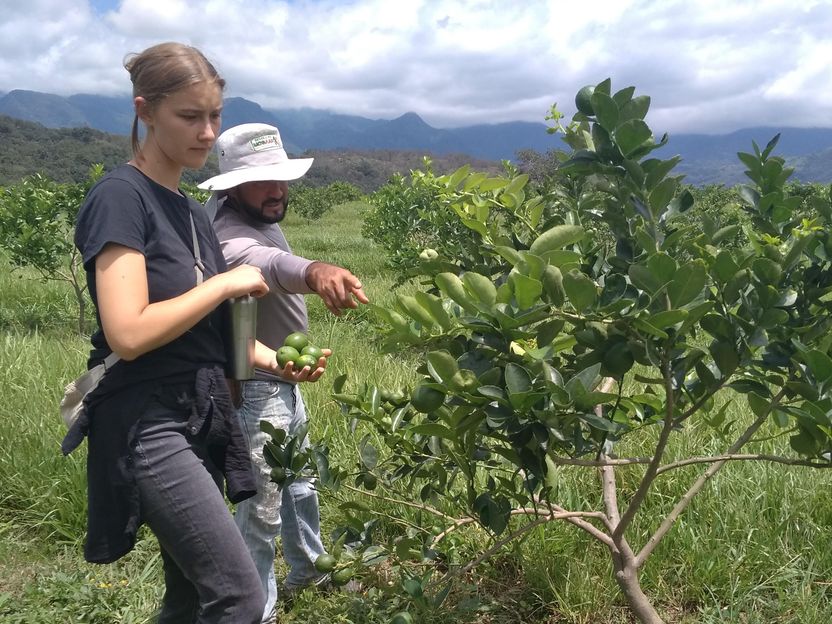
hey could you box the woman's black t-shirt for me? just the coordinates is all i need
[69,164,247,564]
[75,164,229,385]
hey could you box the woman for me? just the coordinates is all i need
[63,42,326,623]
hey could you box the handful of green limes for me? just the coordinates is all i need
[275,331,324,370]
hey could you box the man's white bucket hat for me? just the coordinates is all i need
[198,123,313,191]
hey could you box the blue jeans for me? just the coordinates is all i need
[235,380,327,623]
[133,393,265,623]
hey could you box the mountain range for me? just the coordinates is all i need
[2,88,832,187]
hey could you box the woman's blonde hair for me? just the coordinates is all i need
[123,42,226,156]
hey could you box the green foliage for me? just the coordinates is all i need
[0,165,103,332]
[292,180,365,221]
[363,158,571,287]
[0,115,131,186]
[304,79,832,622]
[2,204,832,622]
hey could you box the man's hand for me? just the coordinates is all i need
[305,262,370,316]
[273,349,333,383]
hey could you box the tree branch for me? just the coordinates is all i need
[656,453,832,474]
[434,505,614,587]
[612,354,677,540]
[548,456,652,468]
[339,483,459,522]
[635,388,786,567]
[430,506,612,548]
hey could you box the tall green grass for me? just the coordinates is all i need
[1,202,831,622]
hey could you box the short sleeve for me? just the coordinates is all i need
[75,176,149,270]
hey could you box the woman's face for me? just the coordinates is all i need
[138,81,223,171]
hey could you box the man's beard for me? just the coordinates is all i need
[239,196,289,224]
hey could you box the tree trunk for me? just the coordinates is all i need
[612,554,664,624]
[73,282,86,335]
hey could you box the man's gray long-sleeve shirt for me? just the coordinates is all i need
[213,199,314,379]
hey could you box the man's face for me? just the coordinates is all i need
[232,179,290,223]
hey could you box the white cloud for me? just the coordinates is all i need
[0,0,831,133]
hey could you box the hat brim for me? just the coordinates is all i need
[197,158,314,191]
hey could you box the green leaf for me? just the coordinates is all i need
[427,350,460,384]
[398,295,436,327]
[647,252,677,285]
[590,92,619,130]
[541,265,565,305]
[562,269,597,311]
[643,156,681,191]
[803,350,832,386]
[612,85,636,107]
[463,272,497,307]
[710,341,739,377]
[747,392,771,418]
[260,420,286,442]
[566,362,602,396]
[790,427,821,456]
[758,308,788,329]
[648,309,688,329]
[543,249,583,267]
[478,385,507,401]
[700,314,735,340]
[633,317,668,339]
[359,436,379,470]
[447,164,471,189]
[579,412,618,431]
[415,291,452,330]
[494,245,524,266]
[461,217,488,236]
[618,95,651,123]
[435,273,478,313]
[712,225,740,245]
[628,264,661,294]
[613,119,652,157]
[667,261,707,307]
[505,363,532,396]
[528,224,585,255]
[509,273,543,309]
[648,178,679,216]
[333,373,347,394]
[751,257,782,285]
[410,423,456,439]
[712,251,740,284]
[478,177,508,192]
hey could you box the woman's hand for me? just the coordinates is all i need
[215,264,270,298]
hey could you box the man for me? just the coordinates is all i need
[199,123,369,623]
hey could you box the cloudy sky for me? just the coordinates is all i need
[1,0,830,134]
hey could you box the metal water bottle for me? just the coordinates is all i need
[229,295,257,380]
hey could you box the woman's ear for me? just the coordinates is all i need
[134,96,152,125]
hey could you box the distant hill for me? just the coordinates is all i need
[0,115,503,191]
[3,89,832,186]
[654,127,832,186]
[0,90,554,162]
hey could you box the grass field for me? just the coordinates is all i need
[0,201,830,623]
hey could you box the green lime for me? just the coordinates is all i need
[410,384,445,413]
[362,473,378,490]
[390,612,414,624]
[331,567,354,586]
[601,341,635,378]
[269,467,286,484]
[283,331,309,351]
[301,344,324,360]
[276,346,301,368]
[314,553,337,573]
[295,354,318,370]
[575,85,595,115]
